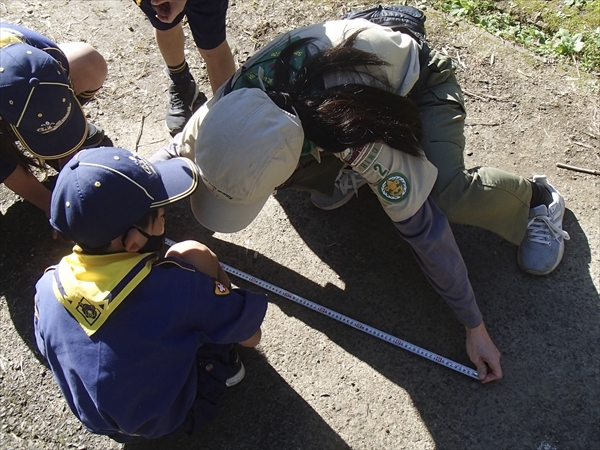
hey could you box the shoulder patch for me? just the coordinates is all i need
[378,172,410,202]
[214,281,230,296]
[76,297,103,326]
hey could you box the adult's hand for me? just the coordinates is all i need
[465,322,503,384]
[150,0,187,23]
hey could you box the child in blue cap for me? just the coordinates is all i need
[33,147,268,443]
[0,22,107,217]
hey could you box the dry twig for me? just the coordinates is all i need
[571,140,595,150]
[135,114,146,152]
[462,89,511,102]
[556,163,600,175]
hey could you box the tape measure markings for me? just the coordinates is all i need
[165,238,479,380]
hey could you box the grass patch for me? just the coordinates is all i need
[421,0,600,74]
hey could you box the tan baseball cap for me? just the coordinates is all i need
[191,88,304,233]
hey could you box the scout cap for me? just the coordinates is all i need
[191,88,304,233]
[50,147,199,249]
[0,38,86,159]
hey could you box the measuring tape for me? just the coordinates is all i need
[165,238,479,380]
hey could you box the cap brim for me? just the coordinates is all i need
[151,157,200,207]
[190,178,269,233]
[12,97,87,160]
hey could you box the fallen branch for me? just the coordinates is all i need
[135,114,147,152]
[462,89,488,101]
[571,140,595,150]
[556,163,600,176]
[465,121,502,126]
[462,89,511,102]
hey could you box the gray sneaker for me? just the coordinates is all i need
[165,79,207,136]
[310,169,368,210]
[518,175,570,275]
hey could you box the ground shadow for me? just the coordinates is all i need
[124,345,350,450]
[0,184,67,362]
[3,187,597,449]
[197,188,598,450]
[0,196,349,450]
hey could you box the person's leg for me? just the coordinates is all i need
[198,40,235,93]
[409,49,568,274]
[185,0,235,93]
[155,24,205,135]
[134,0,203,135]
[57,42,107,148]
[57,42,107,97]
[409,50,532,246]
[154,24,186,67]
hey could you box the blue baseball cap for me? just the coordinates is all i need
[0,40,87,159]
[50,147,200,249]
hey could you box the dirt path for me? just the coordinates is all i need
[1,1,598,449]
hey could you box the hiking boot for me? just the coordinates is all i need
[226,347,246,388]
[165,79,207,136]
[517,175,570,275]
[310,169,368,210]
[80,123,105,149]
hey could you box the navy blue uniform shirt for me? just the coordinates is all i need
[34,253,268,440]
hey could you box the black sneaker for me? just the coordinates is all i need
[225,347,246,388]
[80,123,105,149]
[165,79,208,136]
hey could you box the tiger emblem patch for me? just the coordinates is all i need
[378,173,410,202]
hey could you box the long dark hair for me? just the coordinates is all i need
[266,29,423,156]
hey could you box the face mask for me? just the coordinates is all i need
[137,232,165,254]
[122,227,165,254]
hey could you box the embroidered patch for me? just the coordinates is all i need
[76,297,102,326]
[378,172,410,202]
[128,154,155,175]
[37,102,71,133]
[214,281,230,296]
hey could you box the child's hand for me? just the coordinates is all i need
[151,0,186,23]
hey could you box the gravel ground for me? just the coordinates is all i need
[1,1,599,449]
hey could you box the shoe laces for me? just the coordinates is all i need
[169,91,187,111]
[169,84,195,111]
[526,213,570,245]
[335,170,363,197]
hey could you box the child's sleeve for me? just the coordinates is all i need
[183,269,269,345]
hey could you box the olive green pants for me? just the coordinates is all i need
[282,48,532,245]
[408,48,531,245]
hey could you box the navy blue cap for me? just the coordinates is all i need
[0,41,86,159]
[50,147,200,249]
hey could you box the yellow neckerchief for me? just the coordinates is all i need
[52,247,158,336]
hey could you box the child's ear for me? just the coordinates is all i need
[122,228,142,253]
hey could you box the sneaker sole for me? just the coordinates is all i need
[226,361,246,387]
[518,241,565,275]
